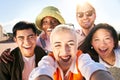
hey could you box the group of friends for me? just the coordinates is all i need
[0,1,120,80]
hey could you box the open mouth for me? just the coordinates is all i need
[99,48,108,54]
[23,46,32,49]
[47,29,53,32]
[60,55,71,62]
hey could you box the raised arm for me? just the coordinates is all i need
[90,70,114,80]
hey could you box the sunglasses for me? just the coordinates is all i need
[76,10,94,18]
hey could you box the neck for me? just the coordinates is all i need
[82,24,94,36]
[101,51,115,66]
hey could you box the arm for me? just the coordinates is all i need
[29,56,55,80]
[78,54,113,80]
[0,62,11,80]
[90,70,114,80]
[0,48,14,63]
[34,75,53,80]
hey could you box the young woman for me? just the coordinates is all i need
[79,23,120,80]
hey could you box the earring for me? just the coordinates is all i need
[91,46,93,49]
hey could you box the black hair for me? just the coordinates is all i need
[78,23,118,62]
[13,21,37,37]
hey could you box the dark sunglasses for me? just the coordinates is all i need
[77,10,94,18]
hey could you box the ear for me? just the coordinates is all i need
[13,37,17,42]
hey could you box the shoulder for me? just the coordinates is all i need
[35,46,46,54]
[114,47,120,56]
[10,47,21,56]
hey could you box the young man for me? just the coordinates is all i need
[0,6,65,63]
[0,21,47,80]
[29,24,114,80]
[76,1,96,45]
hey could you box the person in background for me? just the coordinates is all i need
[29,24,114,80]
[0,6,65,63]
[0,21,47,80]
[76,1,96,45]
[35,6,65,53]
[79,23,120,80]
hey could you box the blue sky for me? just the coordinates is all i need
[0,0,120,33]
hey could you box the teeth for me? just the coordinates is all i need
[23,46,31,49]
[47,29,52,32]
[60,55,71,62]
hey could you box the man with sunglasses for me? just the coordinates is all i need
[76,2,96,45]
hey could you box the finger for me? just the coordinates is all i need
[2,54,14,62]
[1,57,7,64]
[4,48,11,55]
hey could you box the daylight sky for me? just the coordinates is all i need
[0,0,120,33]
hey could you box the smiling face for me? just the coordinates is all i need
[41,16,60,37]
[14,28,37,57]
[76,2,96,30]
[91,29,115,59]
[51,28,78,72]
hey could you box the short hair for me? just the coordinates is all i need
[12,21,37,37]
[76,2,96,13]
[50,24,77,44]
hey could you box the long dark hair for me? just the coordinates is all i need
[78,23,118,62]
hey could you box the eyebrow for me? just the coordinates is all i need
[17,34,35,38]
[54,40,75,44]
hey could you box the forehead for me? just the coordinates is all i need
[76,3,94,12]
[93,29,111,36]
[16,29,34,36]
[51,30,77,43]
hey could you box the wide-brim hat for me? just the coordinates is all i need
[35,6,65,31]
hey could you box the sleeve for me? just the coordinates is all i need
[29,56,56,80]
[78,54,107,80]
[0,62,10,80]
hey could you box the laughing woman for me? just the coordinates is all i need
[79,23,120,80]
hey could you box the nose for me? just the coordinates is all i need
[99,40,107,47]
[82,14,88,19]
[61,45,70,55]
[24,38,30,45]
[47,22,55,30]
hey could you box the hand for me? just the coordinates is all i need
[0,48,14,63]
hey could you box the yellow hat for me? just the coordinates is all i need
[35,6,65,31]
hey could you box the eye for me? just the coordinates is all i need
[17,36,24,41]
[54,44,61,48]
[86,10,93,16]
[69,43,74,46]
[105,37,110,40]
[104,37,112,43]
[77,12,84,18]
[93,38,99,42]
[42,21,48,25]
[29,35,34,39]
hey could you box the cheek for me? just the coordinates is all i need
[42,26,48,31]
[16,41,22,46]
[91,42,98,49]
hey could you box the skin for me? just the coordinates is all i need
[41,16,60,37]
[36,27,115,80]
[76,2,96,35]
[14,28,37,57]
[51,30,78,74]
[91,29,115,65]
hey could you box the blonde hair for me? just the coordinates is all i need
[50,24,77,44]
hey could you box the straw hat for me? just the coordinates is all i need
[35,6,65,31]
